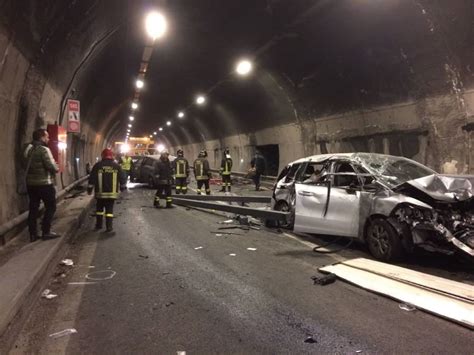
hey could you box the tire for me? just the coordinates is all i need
[366,218,404,261]
[274,201,294,229]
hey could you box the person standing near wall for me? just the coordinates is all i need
[194,150,212,195]
[24,128,60,242]
[87,149,126,232]
[173,149,189,194]
[219,148,233,192]
[250,149,266,191]
[153,150,174,208]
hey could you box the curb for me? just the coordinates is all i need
[0,197,94,346]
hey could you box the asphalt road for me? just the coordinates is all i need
[10,181,474,354]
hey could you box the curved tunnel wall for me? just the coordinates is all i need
[1,0,474,226]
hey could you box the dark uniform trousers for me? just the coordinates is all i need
[27,184,56,236]
[175,177,188,194]
[155,185,172,207]
[221,175,231,192]
[197,180,211,195]
[96,198,115,229]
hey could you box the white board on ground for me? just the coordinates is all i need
[342,258,473,303]
[319,263,474,329]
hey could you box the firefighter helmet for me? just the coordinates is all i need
[101,148,114,160]
[198,150,206,158]
[177,149,184,157]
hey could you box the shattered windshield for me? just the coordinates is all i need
[353,153,436,188]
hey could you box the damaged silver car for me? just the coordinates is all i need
[271,153,474,261]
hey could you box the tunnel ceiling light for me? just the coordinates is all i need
[196,95,206,105]
[178,111,185,118]
[153,131,157,135]
[159,127,163,131]
[145,11,168,40]
[131,102,138,110]
[236,59,253,76]
[129,116,135,121]
[136,79,144,89]
[157,144,166,153]
[166,120,172,126]
[128,124,132,128]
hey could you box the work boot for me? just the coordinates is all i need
[42,232,61,240]
[95,216,103,230]
[106,219,113,232]
[166,203,173,209]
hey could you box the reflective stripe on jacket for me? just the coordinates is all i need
[220,158,232,175]
[88,159,125,199]
[173,158,189,178]
[194,158,210,180]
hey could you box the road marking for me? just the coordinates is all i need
[282,232,347,263]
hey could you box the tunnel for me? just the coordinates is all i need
[0,0,474,354]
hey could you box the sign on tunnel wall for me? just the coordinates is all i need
[67,99,80,133]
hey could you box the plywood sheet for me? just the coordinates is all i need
[319,263,474,329]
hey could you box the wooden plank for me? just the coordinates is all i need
[342,258,473,303]
[319,264,474,329]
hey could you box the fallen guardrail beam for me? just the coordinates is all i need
[171,194,271,203]
[173,197,289,223]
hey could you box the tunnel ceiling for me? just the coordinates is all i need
[1,0,473,146]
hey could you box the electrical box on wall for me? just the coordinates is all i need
[47,124,67,173]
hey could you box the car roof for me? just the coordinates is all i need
[287,152,414,166]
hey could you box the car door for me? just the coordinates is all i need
[294,160,361,237]
[274,163,304,205]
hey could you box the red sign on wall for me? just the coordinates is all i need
[67,99,81,133]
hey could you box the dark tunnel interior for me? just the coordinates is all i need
[0,0,473,223]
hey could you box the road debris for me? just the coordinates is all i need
[68,282,98,285]
[229,253,237,257]
[246,247,257,251]
[138,254,149,259]
[194,246,203,250]
[60,259,74,266]
[215,234,223,237]
[49,328,77,339]
[85,270,117,281]
[311,273,337,286]
[304,336,317,344]
[399,303,416,312]
[41,289,58,299]
[165,301,175,307]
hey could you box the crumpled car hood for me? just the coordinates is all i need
[393,174,474,203]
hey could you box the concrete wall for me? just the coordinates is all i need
[0,27,105,226]
[176,90,474,176]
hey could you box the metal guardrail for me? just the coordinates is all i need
[0,175,89,238]
[209,169,277,184]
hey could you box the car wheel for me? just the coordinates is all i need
[274,201,294,229]
[148,176,155,189]
[366,218,403,261]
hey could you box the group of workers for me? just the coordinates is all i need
[23,129,265,240]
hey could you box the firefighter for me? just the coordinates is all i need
[87,149,126,232]
[219,148,233,192]
[173,149,189,194]
[154,150,174,208]
[193,150,211,195]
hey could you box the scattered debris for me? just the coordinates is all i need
[177,351,186,355]
[215,234,223,237]
[218,219,234,224]
[68,282,98,285]
[194,246,203,250]
[60,259,74,266]
[210,231,243,236]
[304,336,317,344]
[41,289,58,299]
[311,273,337,286]
[356,350,363,353]
[165,301,175,307]
[246,247,257,251]
[138,254,149,259]
[162,272,171,276]
[85,270,117,281]
[229,253,236,257]
[49,328,77,339]
[218,226,249,231]
[399,303,416,312]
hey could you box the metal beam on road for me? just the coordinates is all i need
[173,198,289,222]
[171,195,271,203]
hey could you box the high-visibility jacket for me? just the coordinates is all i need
[193,158,211,180]
[173,157,189,178]
[121,156,132,171]
[88,159,126,199]
[220,157,232,176]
